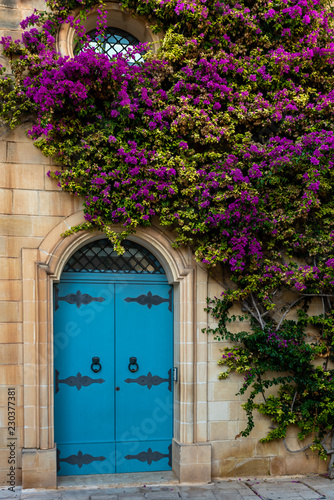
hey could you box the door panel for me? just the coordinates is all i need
[115,283,173,472]
[54,282,115,475]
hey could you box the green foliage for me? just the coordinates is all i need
[207,297,334,474]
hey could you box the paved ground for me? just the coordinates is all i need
[0,476,333,500]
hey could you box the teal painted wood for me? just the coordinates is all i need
[115,283,173,473]
[54,282,116,475]
[54,278,173,476]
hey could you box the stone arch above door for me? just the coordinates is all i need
[21,211,211,488]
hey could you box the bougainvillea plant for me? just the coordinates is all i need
[1,0,334,476]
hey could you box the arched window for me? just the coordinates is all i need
[57,3,161,60]
[63,239,165,274]
[75,27,144,64]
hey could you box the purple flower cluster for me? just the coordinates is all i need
[1,0,334,288]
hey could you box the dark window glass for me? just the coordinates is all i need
[75,27,143,63]
[63,239,165,274]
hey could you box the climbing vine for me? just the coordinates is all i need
[0,0,334,476]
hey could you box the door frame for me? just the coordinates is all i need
[21,212,212,488]
[55,271,174,476]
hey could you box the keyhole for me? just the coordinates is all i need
[115,386,120,391]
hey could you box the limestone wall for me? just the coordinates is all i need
[0,121,81,486]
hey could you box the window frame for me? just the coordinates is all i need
[57,1,162,58]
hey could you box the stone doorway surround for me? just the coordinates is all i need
[21,212,211,488]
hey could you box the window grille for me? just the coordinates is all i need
[63,239,165,274]
[75,27,143,63]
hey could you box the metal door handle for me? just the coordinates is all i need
[91,357,102,373]
[128,357,139,373]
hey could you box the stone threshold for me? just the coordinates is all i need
[57,471,179,490]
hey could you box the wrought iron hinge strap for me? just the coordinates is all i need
[124,369,171,392]
[124,289,172,312]
[55,286,105,310]
[125,444,172,467]
[57,448,106,471]
[55,369,105,393]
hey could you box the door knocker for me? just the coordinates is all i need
[91,356,102,373]
[128,356,139,373]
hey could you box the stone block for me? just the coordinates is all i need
[0,189,12,214]
[211,458,221,478]
[179,463,211,483]
[0,301,20,322]
[0,163,45,190]
[228,401,246,421]
[208,362,225,383]
[210,381,240,402]
[0,344,22,364]
[208,401,229,421]
[208,342,225,361]
[22,469,57,489]
[0,236,6,256]
[0,142,6,162]
[285,453,319,475]
[22,448,57,488]
[197,443,211,464]
[249,419,272,440]
[7,142,48,165]
[213,458,237,477]
[12,190,38,215]
[0,216,33,237]
[39,191,76,217]
[212,439,257,461]
[0,257,21,279]
[234,457,270,476]
[0,280,22,301]
[0,385,22,406]
[255,439,278,457]
[0,426,21,447]
[209,420,238,441]
[0,405,23,427]
[0,466,21,487]
[0,6,23,29]
[0,323,22,343]
[270,456,286,475]
[173,440,211,483]
[0,365,22,385]
[318,457,328,474]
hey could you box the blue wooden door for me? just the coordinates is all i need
[115,283,173,472]
[54,277,173,476]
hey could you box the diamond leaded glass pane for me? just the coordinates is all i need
[75,27,143,64]
[63,239,165,274]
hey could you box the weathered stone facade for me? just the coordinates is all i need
[0,0,327,489]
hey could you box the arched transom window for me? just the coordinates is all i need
[63,239,165,274]
[75,27,143,63]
